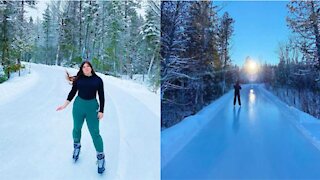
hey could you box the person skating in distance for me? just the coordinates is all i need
[56,61,105,174]
[234,80,242,107]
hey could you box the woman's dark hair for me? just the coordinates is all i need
[66,61,97,84]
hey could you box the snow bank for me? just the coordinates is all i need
[102,75,160,119]
[161,89,235,168]
[258,84,320,151]
[0,63,39,106]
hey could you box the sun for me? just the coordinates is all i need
[246,59,259,74]
[248,61,257,72]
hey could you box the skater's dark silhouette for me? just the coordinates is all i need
[233,80,241,106]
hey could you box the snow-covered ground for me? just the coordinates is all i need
[0,62,160,180]
[121,74,160,94]
[162,84,320,179]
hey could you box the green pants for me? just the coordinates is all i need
[72,96,104,152]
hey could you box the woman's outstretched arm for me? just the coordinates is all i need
[56,100,71,111]
[57,80,78,111]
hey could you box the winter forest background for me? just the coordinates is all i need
[161,1,320,128]
[0,0,160,91]
[1,0,320,130]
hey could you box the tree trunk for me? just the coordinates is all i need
[2,10,9,76]
[147,53,155,77]
[69,49,74,62]
[56,44,60,65]
[18,1,24,76]
[84,1,91,60]
[79,1,83,56]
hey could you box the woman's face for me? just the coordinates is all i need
[82,63,92,76]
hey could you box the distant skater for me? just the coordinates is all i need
[234,80,241,106]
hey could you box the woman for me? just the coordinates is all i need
[233,80,242,106]
[56,61,105,174]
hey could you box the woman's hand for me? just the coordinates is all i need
[56,100,70,111]
[98,112,104,120]
[56,105,66,111]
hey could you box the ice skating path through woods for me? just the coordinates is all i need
[162,85,320,179]
[0,63,160,180]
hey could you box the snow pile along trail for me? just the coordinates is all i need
[0,63,160,180]
[162,84,320,179]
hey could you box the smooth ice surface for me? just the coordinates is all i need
[0,63,160,180]
[162,84,320,179]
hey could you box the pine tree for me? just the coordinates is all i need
[12,1,35,75]
[104,1,124,75]
[42,6,52,65]
[217,12,234,93]
[25,16,35,62]
[50,0,63,65]
[129,5,144,78]
[0,1,17,78]
[161,1,193,127]
[186,1,219,111]
[161,1,232,127]
[141,0,160,90]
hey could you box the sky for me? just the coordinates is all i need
[214,1,291,67]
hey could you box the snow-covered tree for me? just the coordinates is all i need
[104,1,124,74]
[217,12,234,93]
[0,1,14,78]
[161,1,235,128]
[42,6,52,65]
[142,0,160,81]
[0,1,34,78]
[287,0,320,70]
[1,0,160,90]
[161,1,194,127]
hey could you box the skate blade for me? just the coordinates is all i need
[73,156,79,162]
[98,167,105,174]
